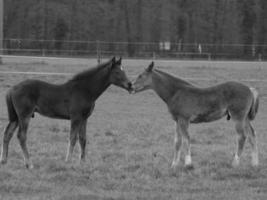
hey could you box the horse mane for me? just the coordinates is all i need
[154,69,193,87]
[70,60,111,82]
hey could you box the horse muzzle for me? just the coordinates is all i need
[127,82,134,93]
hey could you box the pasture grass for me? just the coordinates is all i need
[0,59,267,199]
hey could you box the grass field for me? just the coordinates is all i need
[0,58,267,200]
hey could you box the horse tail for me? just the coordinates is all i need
[6,91,18,122]
[248,87,259,121]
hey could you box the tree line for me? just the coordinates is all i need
[3,0,267,59]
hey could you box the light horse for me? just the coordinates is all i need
[132,62,259,169]
[0,57,132,168]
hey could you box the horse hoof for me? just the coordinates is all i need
[252,162,259,167]
[232,160,240,168]
[79,159,86,166]
[168,167,179,177]
[0,160,7,165]
[252,158,259,167]
[65,157,71,163]
[25,163,34,169]
[169,163,183,177]
[170,163,178,170]
[185,164,194,171]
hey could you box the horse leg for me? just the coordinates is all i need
[78,120,87,163]
[17,117,33,169]
[246,121,258,166]
[171,121,182,169]
[65,119,80,162]
[0,120,18,164]
[179,119,192,168]
[232,120,246,167]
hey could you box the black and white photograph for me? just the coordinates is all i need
[0,0,266,199]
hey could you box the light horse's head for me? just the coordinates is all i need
[109,57,133,92]
[132,61,154,93]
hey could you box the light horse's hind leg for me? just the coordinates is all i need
[246,121,258,166]
[0,121,18,164]
[171,121,183,168]
[179,119,192,168]
[17,116,33,169]
[232,120,246,167]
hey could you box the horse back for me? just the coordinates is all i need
[9,79,71,119]
[10,79,67,101]
[167,81,254,122]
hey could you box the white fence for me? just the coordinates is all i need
[1,39,266,61]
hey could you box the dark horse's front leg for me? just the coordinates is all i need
[78,119,87,163]
[66,99,94,163]
[65,118,89,163]
[65,118,82,162]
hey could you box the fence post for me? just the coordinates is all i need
[0,0,3,64]
[41,40,45,63]
[258,53,262,61]
[208,53,211,61]
[153,52,156,60]
[96,40,101,64]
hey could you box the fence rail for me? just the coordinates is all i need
[1,38,266,61]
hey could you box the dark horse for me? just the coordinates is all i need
[132,62,259,169]
[0,57,132,168]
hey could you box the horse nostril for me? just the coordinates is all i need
[128,82,132,88]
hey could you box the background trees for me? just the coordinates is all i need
[3,0,267,59]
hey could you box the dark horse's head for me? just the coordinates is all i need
[109,57,133,92]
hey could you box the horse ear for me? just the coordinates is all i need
[146,61,154,72]
[111,56,116,64]
[117,57,122,65]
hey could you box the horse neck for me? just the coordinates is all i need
[91,69,111,99]
[151,70,191,103]
[69,65,111,100]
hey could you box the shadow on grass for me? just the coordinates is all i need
[0,184,51,195]
[213,165,267,181]
[59,194,118,200]
[198,156,267,181]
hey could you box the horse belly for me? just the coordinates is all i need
[190,109,227,123]
[35,100,70,120]
[36,108,70,120]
